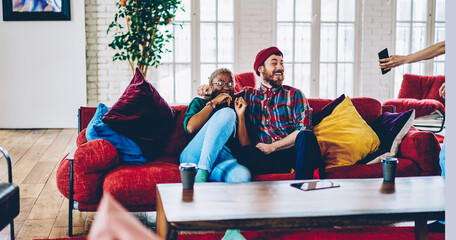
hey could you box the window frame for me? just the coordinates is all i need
[274,0,362,98]
[152,0,238,105]
[391,0,445,97]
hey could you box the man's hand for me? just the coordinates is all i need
[439,83,445,99]
[197,84,213,97]
[234,97,247,117]
[255,142,277,155]
[379,55,407,70]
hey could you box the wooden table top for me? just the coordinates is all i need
[157,176,444,225]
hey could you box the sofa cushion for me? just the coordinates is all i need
[308,98,381,125]
[313,97,380,168]
[102,68,176,159]
[359,109,415,164]
[324,157,419,179]
[87,103,147,165]
[103,161,180,210]
[398,126,441,176]
[162,105,190,158]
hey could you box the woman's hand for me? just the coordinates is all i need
[439,83,445,99]
[212,93,232,106]
[234,97,247,117]
[379,55,407,70]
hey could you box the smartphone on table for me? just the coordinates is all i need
[290,181,340,191]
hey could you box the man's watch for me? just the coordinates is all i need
[206,101,216,109]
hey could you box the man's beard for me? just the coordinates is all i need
[263,71,284,88]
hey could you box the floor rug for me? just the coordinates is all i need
[34,226,445,240]
[178,226,445,240]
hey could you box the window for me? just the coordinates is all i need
[276,0,359,98]
[155,0,192,104]
[200,0,235,85]
[154,0,235,105]
[393,0,445,97]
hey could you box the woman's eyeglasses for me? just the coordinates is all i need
[213,82,235,88]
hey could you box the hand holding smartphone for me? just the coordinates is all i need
[378,48,391,75]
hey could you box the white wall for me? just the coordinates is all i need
[0,1,86,128]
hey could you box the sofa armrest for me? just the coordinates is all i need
[383,98,445,118]
[398,127,441,176]
[72,139,120,203]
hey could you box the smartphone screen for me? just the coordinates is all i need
[291,181,340,191]
[378,48,391,75]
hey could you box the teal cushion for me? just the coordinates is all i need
[86,103,147,165]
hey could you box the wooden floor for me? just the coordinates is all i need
[0,129,95,240]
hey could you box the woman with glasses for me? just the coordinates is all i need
[180,68,251,183]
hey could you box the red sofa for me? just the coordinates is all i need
[56,97,441,236]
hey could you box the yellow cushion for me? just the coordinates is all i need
[313,97,380,168]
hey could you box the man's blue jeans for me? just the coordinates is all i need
[180,107,251,182]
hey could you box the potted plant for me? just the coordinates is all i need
[108,0,183,76]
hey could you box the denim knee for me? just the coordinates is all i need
[212,107,236,124]
[225,165,251,183]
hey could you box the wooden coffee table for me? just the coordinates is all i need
[156,176,444,240]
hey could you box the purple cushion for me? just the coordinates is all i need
[313,94,345,126]
[102,68,176,159]
[358,109,415,164]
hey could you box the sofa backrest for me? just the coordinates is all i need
[308,97,381,125]
[78,97,382,158]
[398,74,445,105]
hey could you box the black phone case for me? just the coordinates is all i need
[378,48,391,75]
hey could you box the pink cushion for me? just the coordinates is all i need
[102,68,175,159]
[88,193,162,240]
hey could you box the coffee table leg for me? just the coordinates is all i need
[414,219,428,240]
[157,190,177,240]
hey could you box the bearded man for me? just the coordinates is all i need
[199,46,324,180]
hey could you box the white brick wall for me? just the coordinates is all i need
[85,0,396,106]
[360,0,395,103]
[85,0,131,107]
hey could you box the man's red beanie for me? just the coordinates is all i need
[253,46,283,76]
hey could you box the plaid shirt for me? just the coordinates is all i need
[237,84,313,144]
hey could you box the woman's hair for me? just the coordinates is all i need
[208,68,234,85]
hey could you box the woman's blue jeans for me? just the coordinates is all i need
[180,107,251,183]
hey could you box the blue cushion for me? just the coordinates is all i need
[86,103,147,165]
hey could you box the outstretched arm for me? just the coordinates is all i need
[379,41,445,70]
